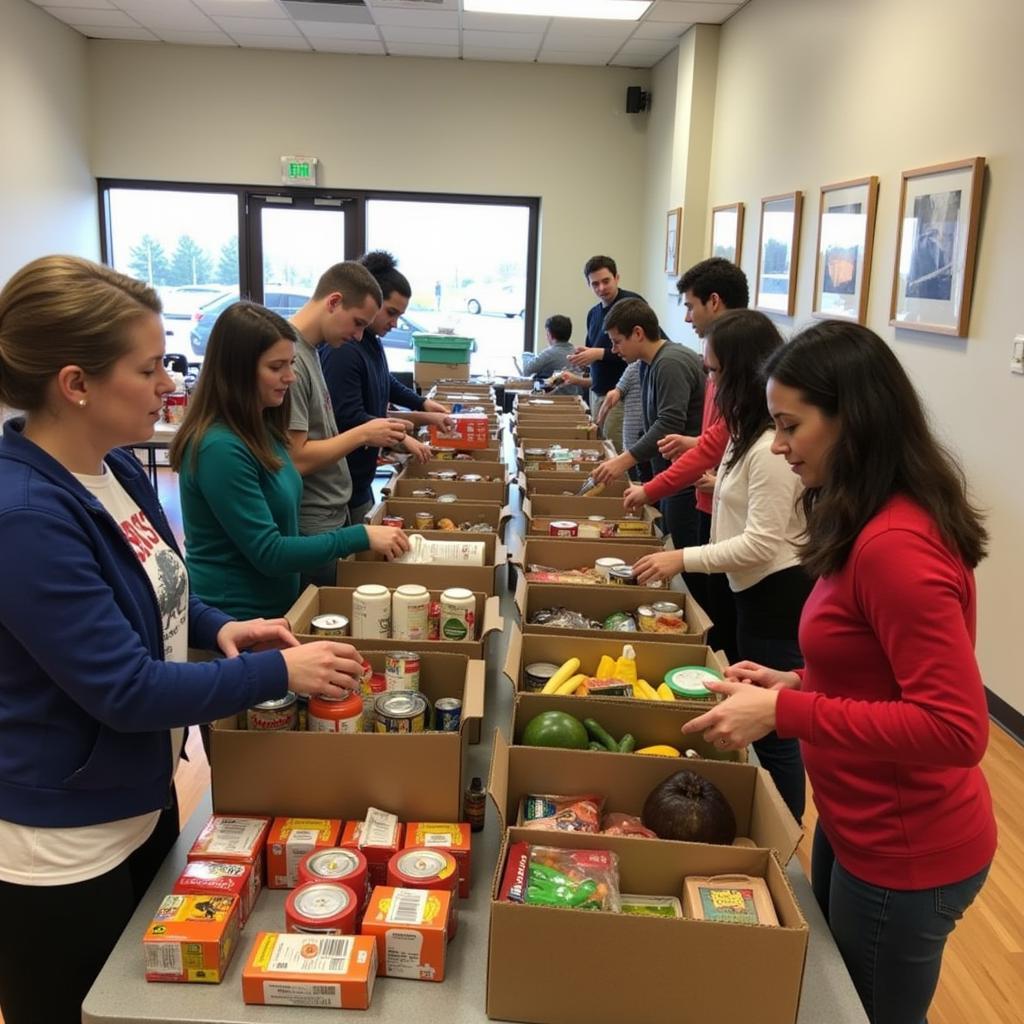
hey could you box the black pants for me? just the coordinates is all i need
[658,485,701,596]
[733,565,813,823]
[686,511,739,661]
[0,792,180,1024]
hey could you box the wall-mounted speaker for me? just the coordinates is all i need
[626,86,650,114]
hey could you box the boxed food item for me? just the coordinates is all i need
[241,931,377,1009]
[683,873,780,926]
[361,886,451,982]
[429,413,490,449]
[341,808,404,888]
[143,894,240,984]
[266,818,343,889]
[403,822,472,898]
[173,860,255,927]
[186,814,269,907]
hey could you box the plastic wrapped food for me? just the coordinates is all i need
[602,611,638,632]
[527,607,600,630]
[525,564,601,585]
[600,813,657,839]
[525,846,621,912]
[519,794,604,833]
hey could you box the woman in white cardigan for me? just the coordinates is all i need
[633,309,811,822]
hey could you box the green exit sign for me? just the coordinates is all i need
[281,155,318,186]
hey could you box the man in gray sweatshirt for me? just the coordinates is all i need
[591,298,704,559]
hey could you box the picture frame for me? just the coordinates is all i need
[889,157,985,336]
[710,202,744,265]
[755,191,803,316]
[812,176,879,323]
[664,207,681,276]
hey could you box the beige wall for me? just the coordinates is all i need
[0,0,98,281]
[87,42,651,346]
[698,0,1023,712]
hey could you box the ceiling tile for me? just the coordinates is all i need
[631,19,688,39]
[42,7,139,27]
[284,0,373,23]
[616,38,679,55]
[381,26,459,44]
[153,30,239,45]
[33,0,114,7]
[193,0,289,18]
[214,16,302,36]
[229,34,311,49]
[128,10,220,31]
[75,25,159,39]
[646,1,739,24]
[461,12,550,32]
[545,18,636,38]
[311,38,387,54]
[368,8,458,28]
[462,46,538,62]
[537,50,611,66]
[294,20,381,40]
[462,29,544,49]
[541,36,618,55]
[386,42,461,58]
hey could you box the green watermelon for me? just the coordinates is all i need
[521,711,589,750]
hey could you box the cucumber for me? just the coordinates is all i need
[588,741,606,752]
[584,718,619,753]
[618,733,636,754]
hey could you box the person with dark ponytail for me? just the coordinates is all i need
[681,320,995,1024]
[321,251,454,523]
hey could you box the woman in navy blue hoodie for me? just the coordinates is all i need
[0,256,367,1024]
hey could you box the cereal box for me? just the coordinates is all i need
[429,414,490,450]
[266,817,343,889]
[360,886,449,982]
[403,822,472,898]
[187,814,269,906]
[143,894,240,983]
[174,859,255,927]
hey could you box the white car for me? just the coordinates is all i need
[160,285,235,354]
[464,283,525,318]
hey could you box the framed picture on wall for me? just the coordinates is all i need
[889,157,985,336]
[664,207,681,276]
[755,191,803,316]
[710,202,744,265]
[812,176,879,323]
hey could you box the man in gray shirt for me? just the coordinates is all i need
[591,298,704,556]
[529,315,585,397]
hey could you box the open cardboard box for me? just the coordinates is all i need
[510,690,744,763]
[383,475,509,504]
[428,437,504,459]
[487,825,807,1024]
[209,651,483,822]
[522,494,662,541]
[514,395,588,412]
[365,497,512,536]
[515,423,598,441]
[336,554,506,600]
[502,624,727,695]
[397,458,509,483]
[509,538,670,584]
[517,471,629,498]
[414,362,470,387]
[517,439,614,470]
[512,575,711,644]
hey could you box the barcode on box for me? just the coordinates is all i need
[263,982,341,1008]
[423,833,450,847]
[206,818,262,854]
[145,943,182,974]
[386,888,427,925]
[268,934,353,974]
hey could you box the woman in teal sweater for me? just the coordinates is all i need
[170,302,408,619]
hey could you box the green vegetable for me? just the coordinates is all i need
[588,741,606,752]
[522,711,589,750]
[618,733,636,754]
[583,718,619,752]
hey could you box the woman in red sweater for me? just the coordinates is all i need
[682,321,995,1024]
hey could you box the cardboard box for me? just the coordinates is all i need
[517,439,615,471]
[427,440,504,460]
[414,362,470,387]
[518,471,629,498]
[514,422,598,441]
[514,394,588,413]
[429,414,491,449]
[522,494,663,541]
[365,498,512,538]
[241,932,377,1009]
[143,894,240,984]
[502,625,728,696]
[353,529,508,590]
[513,575,712,645]
[510,691,744,764]
[210,651,483,822]
[361,886,450,982]
[487,827,807,1024]
[336,557,504,602]
[509,538,670,582]
[173,860,256,928]
[342,817,404,888]
[403,823,473,898]
[266,818,343,889]
[384,475,508,504]
[398,458,508,482]
[287,584,501,659]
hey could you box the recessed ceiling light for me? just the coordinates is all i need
[464,1,653,21]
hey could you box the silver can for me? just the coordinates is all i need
[392,584,430,642]
[310,613,350,637]
[439,587,476,642]
[594,557,626,581]
[351,584,391,639]
[246,692,297,731]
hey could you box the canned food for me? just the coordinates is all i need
[549,519,579,537]
[433,697,462,732]
[428,600,441,640]
[382,514,405,528]
[285,881,358,935]
[392,584,430,642]
[296,693,309,732]
[352,584,391,639]
[608,565,638,585]
[309,613,350,637]
[411,488,436,499]
[651,600,687,634]
[360,659,373,686]
[162,391,187,425]
[637,605,657,632]
[415,511,435,530]
[436,471,458,481]
[360,672,387,732]
[298,847,369,912]
[594,557,626,581]
[308,691,363,733]
[374,691,429,733]
[385,651,420,691]
[439,587,476,641]
[524,661,560,693]
[460,474,483,483]
[387,847,459,939]
[246,692,297,731]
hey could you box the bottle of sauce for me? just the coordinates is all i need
[464,776,486,833]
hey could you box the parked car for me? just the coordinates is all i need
[381,314,477,351]
[463,283,525,318]
[189,286,311,355]
[160,285,233,351]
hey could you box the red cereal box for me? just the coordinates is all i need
[187,814,270,905]
[266,817,343,889]
[429,414,490,450]
[174,860,255,927]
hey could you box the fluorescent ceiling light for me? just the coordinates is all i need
[464,1,653,20]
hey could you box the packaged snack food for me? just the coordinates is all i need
[518,794,603,833]
[524,846,621,912]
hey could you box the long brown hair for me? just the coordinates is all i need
[169,301,295,473]
[763,320,988,575]
[0,255,160,411]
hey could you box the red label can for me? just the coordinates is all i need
[382,515,405,528]
[549,520,579,537]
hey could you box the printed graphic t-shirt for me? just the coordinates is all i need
[0,465,188,885]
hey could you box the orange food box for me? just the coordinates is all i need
[174,859,256,927]
[267,817,343,889]
[143,893,240,984]
[187,814,270,908]
[241,931,377,1009]
[429,414,490,449]
[403,822,472,898]
[341,814,403,888]
[360,886,450,982]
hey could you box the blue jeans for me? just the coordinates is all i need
[812,825,990,1024]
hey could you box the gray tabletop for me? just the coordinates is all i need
[84,479,868,1024]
